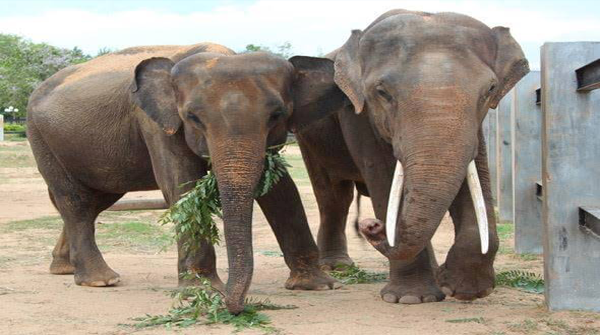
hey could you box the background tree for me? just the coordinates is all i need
[241,41,293,58]
[0,34,91,118]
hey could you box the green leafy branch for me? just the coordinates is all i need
[133,274,296,332]
[329,264,388,284]
[495,270,544,294]
[159,146,291,251]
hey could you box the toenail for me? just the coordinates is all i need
[441,287,454,296]
[382,293,399,303]
[399,295,422,304]
[423,295,439,303]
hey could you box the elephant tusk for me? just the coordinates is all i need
[466,160,489,254]
[386,162,404,247]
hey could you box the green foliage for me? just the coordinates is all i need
[329,264,387,284]
[496,222,514,241]
[160,149,291,251]
[3,123,26,132]
[96,47,114,56]
[445,317,485,324]
[495,270,544,294]
[133,274,296,332]
[0,34,91,116]
[241,41,293,58]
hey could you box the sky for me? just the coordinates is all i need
[0,0,599,70]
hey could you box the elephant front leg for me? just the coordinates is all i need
[436,146,499,301]
[257,172,341,290]
[381,245,446,304]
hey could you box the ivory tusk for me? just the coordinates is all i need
[466,160,489,254]
[386,162,404,247]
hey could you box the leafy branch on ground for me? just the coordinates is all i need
[159,147,291,252]
[495,270,544,294]
[133,273,296,332]
[329,264,387,284]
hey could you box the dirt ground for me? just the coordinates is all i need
[1,139,599,335]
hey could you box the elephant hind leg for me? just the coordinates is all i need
[30,124,123,286]
[48,190,73,275]
[52,187,124,286]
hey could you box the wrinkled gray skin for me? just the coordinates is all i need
[27,43,343,314]
[296,10,529,303]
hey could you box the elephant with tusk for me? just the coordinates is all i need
[294,9,529,304]
[27,43,342,314]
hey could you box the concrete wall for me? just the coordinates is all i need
[512,71,543,254]
[487,109,498,205]
[541,42,600,311]
[496,93,514,223]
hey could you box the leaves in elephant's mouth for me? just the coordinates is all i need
[159,145,292,251]
[131,273,297,331]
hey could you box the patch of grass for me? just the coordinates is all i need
[329,264,387,284]
[497,222,514,241]
[97,221,171,251]
[259,250,283,257]
[2,216,62,232]
[515,253,540,261]
[507,319,539,333]
[445,317,485,324]
[4,133,28,142]
[0,152,36,168]
[543,318,600,335]
[133,274,296,332]
[281,149,310,186]
[495,270,544,294]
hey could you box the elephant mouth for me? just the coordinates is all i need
[385,160,489,254]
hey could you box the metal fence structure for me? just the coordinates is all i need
[488,42,600,311]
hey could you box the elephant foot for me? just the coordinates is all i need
[74,265,120,287]
[319,254,354,271]
[179,272,225,293]
[50,257,75,275]
[435,251,495,301]
[285,268,342,290]
[380,276,445,304]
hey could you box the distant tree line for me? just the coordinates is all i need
[0,35,294,118]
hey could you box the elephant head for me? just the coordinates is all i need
[334,11,528,260]
[130,52,343,314]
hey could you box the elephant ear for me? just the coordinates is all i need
[489,27,530,109]
[334,30,365,114]
[288,56,347,132]
[131,57,182,136]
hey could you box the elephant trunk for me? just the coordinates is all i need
[360,109,479,260]
[209,137,265,314]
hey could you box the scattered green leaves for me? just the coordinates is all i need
[496,270,544,294]
[159,149,291,252]
[445,317,485,324]
[329,264,387,284]
[133,274,296,332]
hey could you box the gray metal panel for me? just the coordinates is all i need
[541,42,600,312]
[497,92,514,223]
[513,71,543,254]
[486,109,498,205]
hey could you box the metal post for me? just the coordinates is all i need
[512,71,542,254]
[541,42,600,311]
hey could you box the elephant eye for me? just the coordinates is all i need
[376,86,394,103]
[187,113,205,128]
[269,109,285,123]
[488,84,497,93]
